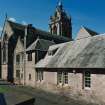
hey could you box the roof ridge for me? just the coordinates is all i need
[82,26,99,35]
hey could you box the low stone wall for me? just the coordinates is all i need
[0,93,35,105]
[16,98,35,105]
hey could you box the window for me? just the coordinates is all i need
[28,53,32,61]
[57,72,62,84]
[53,25,57,34]
[29,74,31,80]
[57,72,68,85]
[63,72,68,84]
[3,43,7,64]
[84,71,91,88]
[36,71,43,81]
[21,54,24,63]
[48,48,58,56]
[16,54,20,65]
[21,73,23,79]
[16,70,20,78]
[48,50,53,56]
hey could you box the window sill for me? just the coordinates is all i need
[28,61,32,62]
[57,84,69,87]
[84,87,91,90]
[2,63,8,65]
[63,84,69,87]
[36,80,44,83]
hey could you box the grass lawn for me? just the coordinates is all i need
[0,86,11,93]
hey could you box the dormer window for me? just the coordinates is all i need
[48,48,58,56]
[48,50,52,56]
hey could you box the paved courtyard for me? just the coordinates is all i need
[0,80,99,105]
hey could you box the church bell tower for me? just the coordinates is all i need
[49,1,72,39]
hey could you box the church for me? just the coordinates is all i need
[1,1,105,105]
[0,2,71,83]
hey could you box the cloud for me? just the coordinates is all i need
[8,17,16,22]
[22,21,27,25]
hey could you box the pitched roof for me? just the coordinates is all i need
[26,38,55,52]
[36,34,105,69]
[76,26,98,40]
[7,20,70,47]
[7,20,25,30]
[84,27,98,36]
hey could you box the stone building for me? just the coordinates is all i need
[0,38,1,78]
[13,37,55,86]
[13,37,24,84]
[36,27,105,104]
[1,1,105,104]
[1,1,71,83]
[1,20,70,83]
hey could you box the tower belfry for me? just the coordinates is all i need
[49,1,72,39]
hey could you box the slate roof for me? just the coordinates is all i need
[7,20,70,47]
[36,34,105,69]
[76,26,99,40]
[83,27,98,36]
[8,20,25,31]
[26,38,55,52]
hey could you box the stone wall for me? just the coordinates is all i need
[25,53,36,87]
[0,42,1,78]
[13,37,24,85]
[1,65,8,80]
[36,71,57,91]
[35,70,105,104]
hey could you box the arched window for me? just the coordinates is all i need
[3,42,7,64]
[2,34,8,64]
[53,25,57,34]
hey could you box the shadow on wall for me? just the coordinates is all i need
[0,93,7,105]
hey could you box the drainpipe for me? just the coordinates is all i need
[24,25,27,86]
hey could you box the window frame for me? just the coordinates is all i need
[28,53,32,61]
[57,72,68,86]
[29,74,32,80]
[48,48,58,56]
[36,71,43,82]
[16,70,20,79]
[16,54,20,65]
[84,71,91,89]
[3,42,8,64]
[57,72,62,85]
[63,72,68,85]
